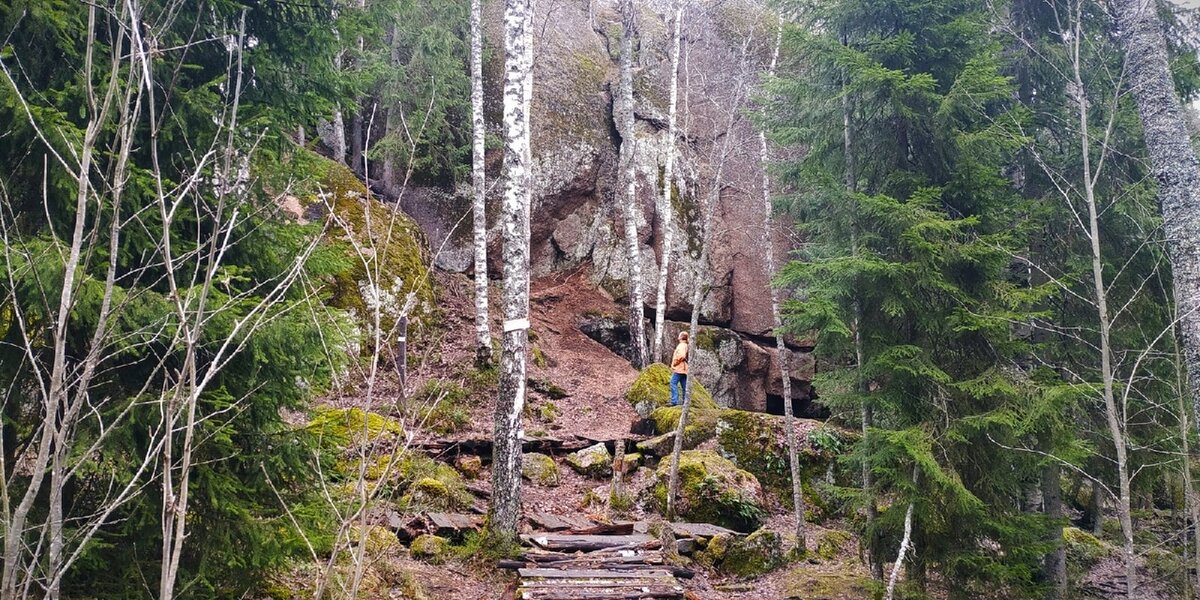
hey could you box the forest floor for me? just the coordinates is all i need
[307,267,875,599]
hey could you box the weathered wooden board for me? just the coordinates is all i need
[669,522,743,538]
[515,588,684,600]
[528,512,594,531]
[522,533,656,552]
[518,568,674,579]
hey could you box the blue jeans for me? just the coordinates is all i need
[670,373,687,406]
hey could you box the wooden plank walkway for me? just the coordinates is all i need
[500,518,747,599]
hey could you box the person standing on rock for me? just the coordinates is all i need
[670,332,689,406]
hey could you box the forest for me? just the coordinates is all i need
[1,0,1199,598]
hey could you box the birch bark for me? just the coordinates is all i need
[490,0,533,542]
[758,19,806,552]
[471,0,492,367]
[652,0,682,362]
[618,0,647,368]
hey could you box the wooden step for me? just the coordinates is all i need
[522,533,657,552]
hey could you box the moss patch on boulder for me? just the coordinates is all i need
[722,528,786,577]
[650,406,720,448]
[395,454,473,511]
[522,452,562,486]
[1064,526,1113,568]
[816,530,853,561]
[652,450,766,532]
[636,432,676,457]
[626,364,716,418]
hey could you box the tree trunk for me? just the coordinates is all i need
[842,64,882,582]
[666,39,748,517]
[490,0,533,543]
[651,0,682,362]
[1073,16,1135,592]
[617,0,647,369]
[1110,0,1200,426]
[471,0,492,368]
[759,19,806,554]
[1042,438,1067,600]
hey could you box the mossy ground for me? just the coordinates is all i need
[650,406,719,448]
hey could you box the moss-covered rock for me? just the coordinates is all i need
[289,149,435,341]
[650,406,720,448]
[615,452,642,474]
[308,407,405,447]
[652,450,766,532]
[409,534,451,564]
[785,569,877,600]
[722,528,786,577]
[715,410,851,499]
[455,455,483,479]
[694,532,734,569]
[566,442,612,479]
[815,530,853,561]
[522,452,562,486]
[626,364,716,418]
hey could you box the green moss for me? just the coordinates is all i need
[716,411,844,505]
[785,568,879,599]
[349,525,400,555]
[816,530,853,561]
[290,149,435,341]
[653,450,766,532]
[626,364,716,418]
[308,407,405,447]
[1063,526,1112,568]
[455,455,482,479]
[415,379,471,435]
[409,534,451,564]
[695,532,733,569]
[722,528,786,577]
[566,443,612,479]
[531,345,548,368]
[395,454,473,511]
[650,406,719,448]
[522,453,561,487]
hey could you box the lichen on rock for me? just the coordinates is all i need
[652,450,765,532]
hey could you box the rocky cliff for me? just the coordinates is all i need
[400,0,815,413]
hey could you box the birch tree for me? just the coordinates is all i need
[471,0,492,367]
[618,0,648,369]
[758,18,807,552]
[490,0,534,543]
[667,35,752,520]
[1109,0,1200,424]
[652,0,683,361]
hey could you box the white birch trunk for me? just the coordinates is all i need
[652,0,682,362]
[617,0,647,369]
[1110,0,1200,428]
[1070,16,1136,594]
[490,0,533,542]
[471,0,491,367]
[758,19,806,552]
[886,500,915,600]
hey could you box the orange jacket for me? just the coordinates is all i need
[671,342,688,375]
